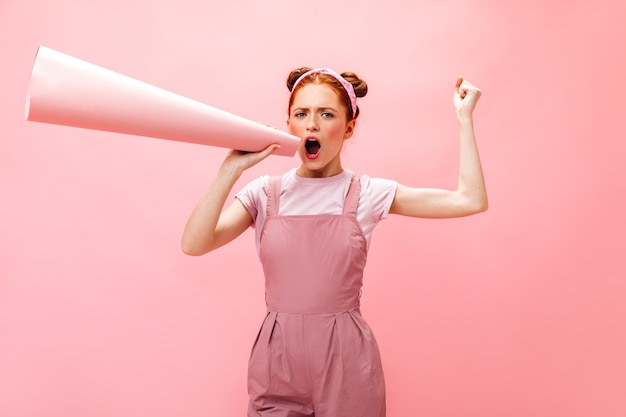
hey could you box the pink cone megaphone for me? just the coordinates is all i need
[25,46,299,157]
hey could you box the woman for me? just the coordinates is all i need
[182,67,487,417]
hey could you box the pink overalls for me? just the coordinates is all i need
[247,175,386,417]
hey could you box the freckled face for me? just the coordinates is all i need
[287,84,355,178]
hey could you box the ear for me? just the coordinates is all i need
[343,119,356,140]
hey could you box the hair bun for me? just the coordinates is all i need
[286,67,313,92]
[341,72,368,98]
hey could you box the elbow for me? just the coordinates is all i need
[460,192,488,216]
[182,246,201,256]
[472,195,489,214]
[181,243,199,256]
[476,199,489,214]
[181,239,209,257]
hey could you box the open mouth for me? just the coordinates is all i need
[305,139,321,159]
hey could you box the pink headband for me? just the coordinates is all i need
[291,68,358,118]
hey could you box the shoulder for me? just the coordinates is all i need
[357,174,398,220]
[238,174,270,196]
[359,174,398,196]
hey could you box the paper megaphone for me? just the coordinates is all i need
[25,46,299,157]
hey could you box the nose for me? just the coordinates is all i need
[306,115,319,132]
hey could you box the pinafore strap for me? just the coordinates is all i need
[266,176,282,218]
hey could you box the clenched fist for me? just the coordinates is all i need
[454,77,481,119]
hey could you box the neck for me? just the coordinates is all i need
[296,164,344,178]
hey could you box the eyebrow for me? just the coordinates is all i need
[292,106,339,113]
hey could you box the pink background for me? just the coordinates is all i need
[1,1,625,416]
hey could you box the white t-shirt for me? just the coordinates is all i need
[236,169,398,256]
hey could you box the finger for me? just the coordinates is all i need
[460,79,480,93]
[455,77,468,99]
[257,143,280,160]
[464,85,481,99]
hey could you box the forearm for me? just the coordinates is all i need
[456,115,488,212]
[181,163,243,255]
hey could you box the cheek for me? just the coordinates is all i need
[287,123,302,136]
[287,117,308,133]
[287,121,299,135]
[326,122,345,137]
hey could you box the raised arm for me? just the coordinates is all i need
[181,144,280,256]
[389,77,488,218]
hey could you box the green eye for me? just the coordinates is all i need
[322,112,334,118]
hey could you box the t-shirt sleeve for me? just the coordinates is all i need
[360,175,398,221]
[235,175,269,227]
